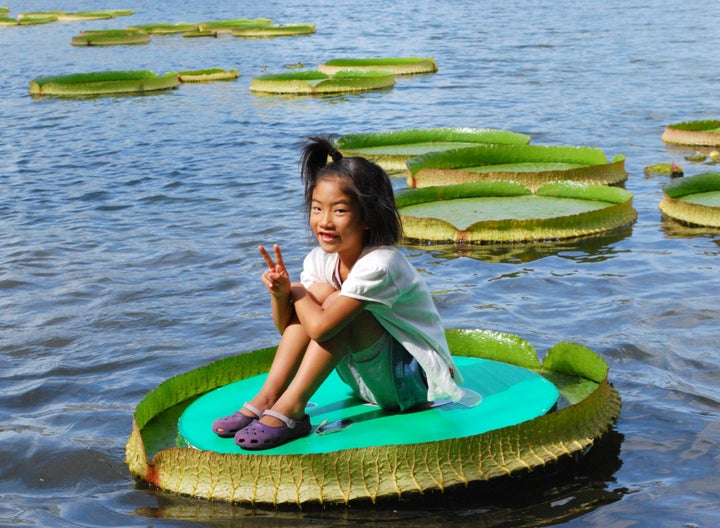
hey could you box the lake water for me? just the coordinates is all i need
[1,0,719,526]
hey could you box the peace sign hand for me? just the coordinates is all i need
[258,244,291,298]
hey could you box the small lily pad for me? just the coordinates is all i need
[250,69,395,96]
[662,119,720,146]
[319,57,438,76]
[659,172,720,227]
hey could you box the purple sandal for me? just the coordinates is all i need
[211,402,262,437]
[234,410,311,450]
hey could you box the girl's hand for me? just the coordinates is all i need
[258,244,291,298]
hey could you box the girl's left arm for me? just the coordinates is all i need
[291,284,366,342]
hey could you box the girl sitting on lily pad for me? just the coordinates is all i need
[212,136,463,450]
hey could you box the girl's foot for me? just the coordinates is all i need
[211,402,262,437]
[234,410,311,450]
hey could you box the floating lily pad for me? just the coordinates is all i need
[58,11,114,21]
[407,144,627,191]
[249,69,395,96]
[71,29,151,47]
[232,23,316,38]
[178,68,239,83]
[319,57,438,76]
[336,128,531,173]
[125,328,621,505]
[397,180,636,243]
[29,70,180,97]
[196,18,272,34]
[17,13,59,25]
[658,172,720,227]
[0,16,16,26]
[662,119,720,146]
[181,29,218,38]
[644,162,684,178]
[127,23,197,35]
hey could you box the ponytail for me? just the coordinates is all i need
[300,136,341,203]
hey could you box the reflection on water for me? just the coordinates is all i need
[2,0,720,526]
[660,216,720,241]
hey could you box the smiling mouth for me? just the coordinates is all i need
[318,232,337,243]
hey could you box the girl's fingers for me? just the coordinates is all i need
[273,244,286,272]
[258,245,275,269]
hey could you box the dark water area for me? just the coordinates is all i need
[1,0,719,526]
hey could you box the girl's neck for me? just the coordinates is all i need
[336,245,365,280]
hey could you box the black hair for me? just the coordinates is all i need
[300,135,402,247]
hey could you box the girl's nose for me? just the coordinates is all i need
[319,211,333,227]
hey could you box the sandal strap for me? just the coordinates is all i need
[262,409,296,429]
[242,402,262,418]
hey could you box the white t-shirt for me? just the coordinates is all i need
[300,245,463,402]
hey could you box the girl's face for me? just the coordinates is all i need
[310,177,366,261]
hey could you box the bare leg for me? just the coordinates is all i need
[240,283,338,417]
[260,293,385,426]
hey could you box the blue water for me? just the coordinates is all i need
[1,0,719,526]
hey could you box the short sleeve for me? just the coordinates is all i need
[340,249,402,307]
[300,247,336,289]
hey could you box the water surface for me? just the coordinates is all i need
[1,0,719,526]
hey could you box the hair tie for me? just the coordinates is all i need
[329,149,343,163]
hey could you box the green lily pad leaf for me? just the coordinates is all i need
[659,172,720,227]
[28,70,180,97]
[17,13,59,24]
[178,68,239,83]
[319,57,438,76]
[127,22,198,34]
[232,23,315,38]
[125,329,621,505]
[662,119,720,146]
[250,69,395,96]
[71,29,151,47]
[407,144,627,191]
[336,128,531,173]
[397,181,636,243]
[196,18,272,34]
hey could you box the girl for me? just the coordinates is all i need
[212,136,463,450]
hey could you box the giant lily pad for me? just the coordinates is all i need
[196,18,272,34]
[71,29,151,47]
[319,57,438,76]
[17,13,59,24]
[126,22,197,34]
[407,144,627,191]
[125,329,621,505]
[658,172,720,227]
[29,70,180,97]
[335,128,531,173]
[662,120,720,147]
[232,23,315,38]
[397,180,636,243]
[178,68,239,83]
[249,70,395,96]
